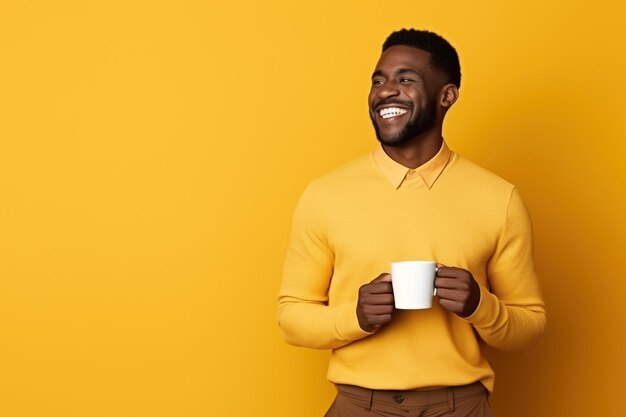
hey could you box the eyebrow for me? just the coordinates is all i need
[398,68,420,76]
[371,68,421,79]
[371,69,384,79]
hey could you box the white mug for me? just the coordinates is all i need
[391,261,437,309]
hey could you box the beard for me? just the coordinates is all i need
[370,98,437,147]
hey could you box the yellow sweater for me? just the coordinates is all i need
[277,143,546,392]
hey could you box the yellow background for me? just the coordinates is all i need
[1,1,624,416]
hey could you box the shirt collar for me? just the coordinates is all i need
[372,141,452,189]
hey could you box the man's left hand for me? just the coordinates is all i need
[434,265,480,318]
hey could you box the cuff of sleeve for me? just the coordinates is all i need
[335,300,374,342]
[461,285,498,327]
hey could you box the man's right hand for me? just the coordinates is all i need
[356,273,395,333]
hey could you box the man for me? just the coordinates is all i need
[277,29,546,417]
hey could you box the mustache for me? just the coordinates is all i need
[372,98,413,111]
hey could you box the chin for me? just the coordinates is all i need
[378,139,413,148]
[376,129,413,147]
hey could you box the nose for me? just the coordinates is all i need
[377,80,400,100]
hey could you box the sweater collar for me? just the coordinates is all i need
[372,141,452,189]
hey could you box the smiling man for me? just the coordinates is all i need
[278,29,546,417]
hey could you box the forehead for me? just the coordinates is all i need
[373,45,433,75]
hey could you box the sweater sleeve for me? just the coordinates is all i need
[463,188,547,351]
[277,183,372,349]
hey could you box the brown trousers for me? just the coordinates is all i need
[324,382,493,417]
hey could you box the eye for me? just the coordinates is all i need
[371,79,385,86]
[400,77,415,83]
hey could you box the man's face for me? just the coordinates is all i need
[368,45,442,146]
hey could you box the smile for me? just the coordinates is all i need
[379,107,408,119]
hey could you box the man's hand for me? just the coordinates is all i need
[357,273,394,333]
[434,265,481,317]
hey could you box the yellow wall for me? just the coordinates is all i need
[1,1,624,416]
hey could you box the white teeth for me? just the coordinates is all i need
[379,107,408,119]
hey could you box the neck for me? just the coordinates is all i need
[382,131,444,169]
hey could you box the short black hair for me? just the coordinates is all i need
[383,29,461,88]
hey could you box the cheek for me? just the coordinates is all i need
[367,92,376,107]
[406,85,427,99]
[413,96,431,113]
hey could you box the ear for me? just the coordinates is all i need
[439,84,459,109]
